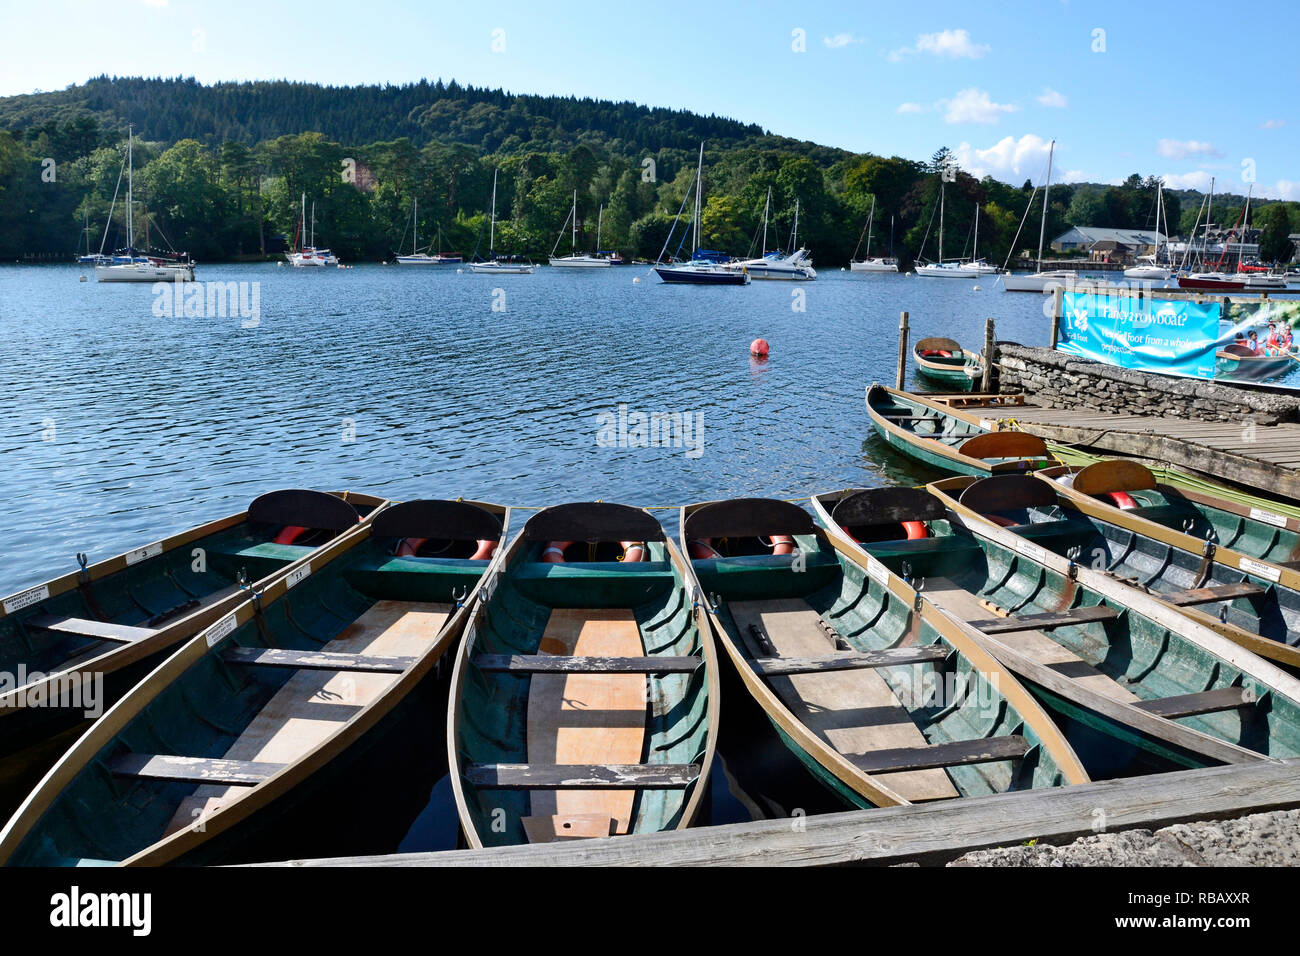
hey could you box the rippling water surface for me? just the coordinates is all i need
[0,262,1056,595]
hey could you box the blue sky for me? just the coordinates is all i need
[3,0,1296,197]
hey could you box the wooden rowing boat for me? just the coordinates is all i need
[913,337,982,390]
[448,502,719,848]
[0,499,507,866]
[883,475,1300,775]
[681,496,1088,810]
[0,489,385,789]
[866,384,1053,477]
[1029,460,1300,668]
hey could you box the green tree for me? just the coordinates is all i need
[1260,203,1295,263]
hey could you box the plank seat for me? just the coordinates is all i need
[107,753,283,787]
[849,735,1029,776]
[221,646,415,673]
[730,598,959,801]
[25,615,158,643]
[750,646,949,676]
[1133,687,1256,720]
[465,763,700,789]
[966,605,1119,635]
[1161,583,1268,607]
[922,578,1139,705]
[474,654,700,674]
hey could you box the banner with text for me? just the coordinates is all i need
[1058,292,1300,390]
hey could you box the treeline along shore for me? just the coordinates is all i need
[1,76,1296,264]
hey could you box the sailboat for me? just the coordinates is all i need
[916,179,980,278]
[95,127,195,283]
[593,205,624,264]
[966,205,1001,275]
[549,190,611,267]
[849,197,898,272]
[395,199,461,265]
[1178,177,1247,290]
[725,192,816,280]
[654,143,749,285]
[469,169,535,274]
[286,196,339,267]
[1124,182,1172,281]
[1002,140,1074,292]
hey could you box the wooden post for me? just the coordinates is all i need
[981,317,995,394]
[896,311,910,390]
[1050,286,1064,349]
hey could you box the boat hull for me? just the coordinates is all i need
[1178,275,1246,291]
[548,256,611,268]
[850,260,898,273]
[1002,272,1073,292]
[654,266,749,285]
[96,264,194,282]
[468,262,535,274]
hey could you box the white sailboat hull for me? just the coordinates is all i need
[469,262,535,274]
[548,255,611,268]
[1123,265,1172,280]
[96,263,194,283]
[916,263,980,279]
[849,259,898,273]
[1002,271,1075,292]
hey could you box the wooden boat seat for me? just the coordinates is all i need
[729,598,959,801]
[965,605,1120,634]
[849,735,1029,775]
[922,579,1139,704]
[957,432,1048,461]
[466,763,700,788]
[108,753,283,787]
[1133,687,1255,720]
[474,654,700,673]
[750,646,949,675]
[222,646,416,673]
[162,599,450,836]
[1070,460,1158,496]
[1161,583,1267,607]
[25,615,158,643]
[523,609,648,843]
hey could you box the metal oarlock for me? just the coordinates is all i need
[452,584,469,609]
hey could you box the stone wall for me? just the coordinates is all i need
[994,342,1300,425]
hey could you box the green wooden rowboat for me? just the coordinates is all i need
[0,490,385,789]
[913,337,982,391]
[1002,460,1300,670]
[680,496,1088,810]
[845,476,1300,777]
[448,502,718,848]
[866,384,1054,478]
[0,499,507,866]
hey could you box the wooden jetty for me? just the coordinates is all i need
[967,397,1300,500]
[255,757,1300,867]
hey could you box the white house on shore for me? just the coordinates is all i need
[1050,226,1166,263]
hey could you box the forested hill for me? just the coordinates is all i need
[0,75,844,161]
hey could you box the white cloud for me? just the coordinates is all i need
[823,33,861,49]
[1036,88,1068,108]
[139,0,168,5]
[896,102,928,114]
[1061,169,1088,183]
[1160,170,1216,191]
[1156,139,1221,161]
[951,135,1055,185]
[1261,119,1286,129]
[943,88,1019,124]
[889,28,988,61]
[1260,180,1300,201]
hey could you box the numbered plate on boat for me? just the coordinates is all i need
[1248,507,1289,529]
[1239,557,1282,583]
[124,541,164,566]
[207,612,238,647]
[286,563,312,589]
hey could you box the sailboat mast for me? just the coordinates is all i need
[866,196,875,258]
[126,126,133,251]
[793,199,799,250]
[974,204,980,262]
[692,141,703,255]
[762,187,770,256]
[596,204,603,251]
[300,194,305,252]
[938,182,945,264]
[413,197,418,254]
[1037,140,1055,271]
[489,169,498,256]
[310,202,316,248]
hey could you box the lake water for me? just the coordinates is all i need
[0,262,1057,596]
[0,261,1064,857]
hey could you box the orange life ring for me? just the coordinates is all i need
[688,538,723,559]
[541,540,573,563]
[274,525,308,545]
[768,535,796,556]
[620,541,647,562]
[1103,492,1139,510]
[470,539,497,560]
[396,537,427,557]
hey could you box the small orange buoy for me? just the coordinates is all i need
[750,338,770,356]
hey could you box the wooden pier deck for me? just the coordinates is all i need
[945,395,1300,499]
[254,757,1300,867]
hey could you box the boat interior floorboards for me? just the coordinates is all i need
[729,598,958,801]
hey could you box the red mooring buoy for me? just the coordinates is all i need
[750,338,770,357]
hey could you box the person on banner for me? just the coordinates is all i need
[1280,322,1295,355]
[1247,330,1261,354]
[1264,322,1281,356]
